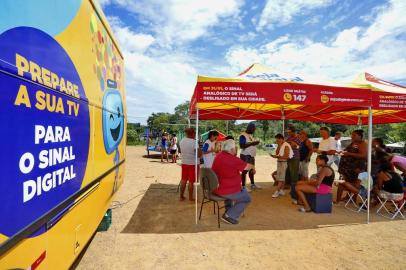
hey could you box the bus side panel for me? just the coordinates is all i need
[0,0,125,269]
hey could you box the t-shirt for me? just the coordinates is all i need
[299,139,311,161]
[335,139,342,151]
[239,132,256,157]
[358,172,372,189]
[212,151,247,196]
[202,139,216,168]
[180,138,198,165]
[170,137,177,150]
[319,137,336,164]
[161,137,167,147]
[287,136,301,160]
[392,155,406,170]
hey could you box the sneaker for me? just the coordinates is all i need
[292,199,298,205]
[242,186,251,193]
[278,190,285,196]
[251,184,262,190]
[221,214,238,225]
[272,190,280,198]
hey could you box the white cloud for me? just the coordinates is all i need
[97,0,111,7]
[257,0,333,30]
[108,17,155,53]
[106,17,198,123]
[226,0,406,82]
[238,31,257,42]
[103,0,243,46]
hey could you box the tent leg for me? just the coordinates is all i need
[195,108,199,225]
[281,107,285,135]
[282,119,285,135]
[367,107,373,224]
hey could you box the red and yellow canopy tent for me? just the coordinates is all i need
[295,72,406,124]
[188,63,406,224]
[189,64,372,122]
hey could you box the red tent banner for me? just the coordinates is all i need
[189,64,372,121]
[294,72,406,124]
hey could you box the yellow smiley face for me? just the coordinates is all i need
[321,95,330,103]
[283,93,292,102]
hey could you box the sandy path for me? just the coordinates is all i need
[76,146,406,270]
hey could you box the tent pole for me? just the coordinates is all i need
[367,106,372,224]
[281,107,285,135]
[195,108,199,225]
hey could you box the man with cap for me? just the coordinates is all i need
[239,122,261,190]
[286,125,302,203]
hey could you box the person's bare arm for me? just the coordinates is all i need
[377,171,385,189]
[240,141,259,149]
[197,148,203,158]
[305,139,313,161]
[393,162,406,175]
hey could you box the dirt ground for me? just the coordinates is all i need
[76,146,406,270]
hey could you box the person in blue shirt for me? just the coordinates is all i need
[160,132,169,162]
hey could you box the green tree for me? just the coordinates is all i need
[259,120,270,141]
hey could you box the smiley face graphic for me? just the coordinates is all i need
[283,93,293,102]
[102,88,124,154]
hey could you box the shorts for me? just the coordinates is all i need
[359,186,368,198]
[316,183,332,194]
[161,145,168,152]
[170,149,177,154]
[276,161,288,182]
[240,154,255,165]
[299,161,309,178]
[379,190,404,201]
[181,164,198,183]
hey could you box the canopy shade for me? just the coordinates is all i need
[189,64,371,122]
[299,73,406,124]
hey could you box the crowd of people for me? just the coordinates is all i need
[169,123,405,225]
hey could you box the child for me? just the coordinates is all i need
[169,133,178,163]
[270,134,293,198]
[202,130,219,168]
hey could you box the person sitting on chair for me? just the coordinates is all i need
[295,155,335,212]
[212,139,253,225]
[375,160,404,198]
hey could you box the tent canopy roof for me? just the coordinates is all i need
[189,64,406,124]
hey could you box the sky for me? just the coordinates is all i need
[99,0,406,124]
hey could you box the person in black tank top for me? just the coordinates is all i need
[295,155,334,212]
[298,130,314,181]
[377,161,404,194]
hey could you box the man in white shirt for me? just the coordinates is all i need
[179,128,202,201]
[314,127,337,166]
[202,130,219,168]
[333,131,343,168]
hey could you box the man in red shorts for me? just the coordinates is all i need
[212,139,253,224]
[179,128,202,201]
